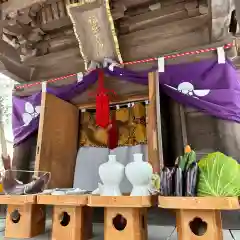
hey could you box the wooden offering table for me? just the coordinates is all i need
[88,195,153,240]
[37,194,92,240]
[158,196,240,240]
[2,194,45,239]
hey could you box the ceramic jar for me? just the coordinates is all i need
[125,153,153,196]
[98,155,124,196]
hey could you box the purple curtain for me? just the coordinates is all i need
[12,58,240,145]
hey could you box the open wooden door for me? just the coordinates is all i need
[35,92,79,188]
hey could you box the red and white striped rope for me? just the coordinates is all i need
[15,43,234,90]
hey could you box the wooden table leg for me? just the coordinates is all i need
[52,206,92,240]
[5,204,45,238]
[104,207,147,240]
[176,209,223,240]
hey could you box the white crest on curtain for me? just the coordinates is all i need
[165,82,210,99]
[22,102,41,126]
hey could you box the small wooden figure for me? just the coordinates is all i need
[3,195,45,238]
[88,195,152,240]
[37,195,92,240]
[158,196,240,240]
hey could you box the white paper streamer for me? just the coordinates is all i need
[77,72,83,82]
[109,63,117,72]
[217,47,226,64]
[158,57,165,72]
[41,82,47,92]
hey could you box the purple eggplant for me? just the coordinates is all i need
[172,157,183,196]
[174,167,183,196]
[185,162,199,196]
[160,167,173,196]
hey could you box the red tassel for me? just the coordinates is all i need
[95,70,110,128]
[108,112,118,149]
[96,93,110,128]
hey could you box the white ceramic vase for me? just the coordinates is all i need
[98,155,124,196]
[125,153,153,196]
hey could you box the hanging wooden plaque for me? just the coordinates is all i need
[67,0,122,68]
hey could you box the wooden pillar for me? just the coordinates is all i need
[179,105,188,148]
[147,71,163,172]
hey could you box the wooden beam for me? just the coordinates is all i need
[77,94,148,109]
[24,47,85,81]
[122,30,210,62]
[40,17,71,32]
[179,105,188,149]
[1,57,34,81]
[119,15,209,47]
[119,2,190,34]
[147,71,163,173]
[120,0,153,9]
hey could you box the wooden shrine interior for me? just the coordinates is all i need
[6,0,240,191]
[33,72,161,189]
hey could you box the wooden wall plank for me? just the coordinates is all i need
[35,92,79,188]
[147,71,163,172]
[119,15,209,47]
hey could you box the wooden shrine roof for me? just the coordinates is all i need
[0,0,238,91]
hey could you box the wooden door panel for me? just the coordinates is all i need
[35,92,79,188]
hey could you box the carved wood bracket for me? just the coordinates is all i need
[1,0,47,18]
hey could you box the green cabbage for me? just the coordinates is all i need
[197,152,240,196]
